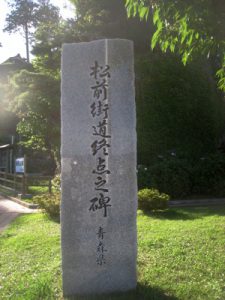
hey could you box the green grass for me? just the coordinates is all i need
[28,182,49,196]
[28,185,50,195]
[137,207,225,300]
[0,207,225,299]
[0,214,61,300]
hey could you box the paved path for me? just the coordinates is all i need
[0,196,37,233]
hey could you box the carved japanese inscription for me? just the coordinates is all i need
[61,39,137,297]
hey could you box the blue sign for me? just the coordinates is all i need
[15,158,25,173]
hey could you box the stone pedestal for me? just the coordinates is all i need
[61,39,137,297]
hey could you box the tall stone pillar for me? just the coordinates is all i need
[61,39,137,297]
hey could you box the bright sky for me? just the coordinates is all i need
[0,0,75,63]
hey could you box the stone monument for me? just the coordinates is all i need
[61,39,137,297]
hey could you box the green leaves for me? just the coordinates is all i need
[181,50,190,66]
[151,6,163,50]
[125,0,137,17]
[216,55,225,92]
[153,6,160,25]
[126,0,149,21]
[4,0,61,62]
[125,0,225,91]
[151,27,162,49]
[6,68,60,155]
[139,5,149,21]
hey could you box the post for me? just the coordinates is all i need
[48,178,52,194]
[61,39,137,297]
[25,23,30,63]
[9,149,13,173]
[14,173,16,191]
[23,155,28,194]
[23,154,27,175]
[24,174,28,194]
[22,174,25,195]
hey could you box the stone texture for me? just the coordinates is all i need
[61,39,137,297]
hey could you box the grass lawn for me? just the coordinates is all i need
[28,186,50,195]
[0,207,224,299]
[27,178,53,196]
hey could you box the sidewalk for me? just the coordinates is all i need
[0,196,37,233]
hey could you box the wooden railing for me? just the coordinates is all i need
[0,171,52,195]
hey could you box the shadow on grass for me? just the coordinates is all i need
[65,283,178,300]
[3,213,33,228]
[33,212,60,224]
[46,214,60,223]
[1,212,60,231]
[141,206,225,221]
[0,232,16,239]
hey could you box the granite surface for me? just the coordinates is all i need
[61,39,137,297]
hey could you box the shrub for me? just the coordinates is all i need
[34,193,60,219]
[52,174,61,192]
[192,153,225,197]
[137,164,151,189]
[138,188,169,211]
[149,158,191,198]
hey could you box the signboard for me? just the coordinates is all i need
[15,157,25,173]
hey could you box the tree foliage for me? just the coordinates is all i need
[7,69,60,163]
[32,19,77,75]
[3,1,64,169]
[3,0,225,178]
[4,0,60,62]
[136,52,225,165]
[126,0,225,91]
[3,0,151,171]
[69,0,152,53]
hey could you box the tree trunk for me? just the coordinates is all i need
[25,23,30,63]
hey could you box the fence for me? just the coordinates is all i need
[0,171,52,195]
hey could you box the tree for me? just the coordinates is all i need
[7,69,60,169]
[125,0,225,91]
[21,0,148,170]
[135,52,225,165]
[4,0,60,62]
[3,2,63,171]
[32,18,76,75]
[68,0,152,53]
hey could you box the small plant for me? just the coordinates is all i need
[34,192,60,219]
[52,174,61,192]
[138,188,169,211]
